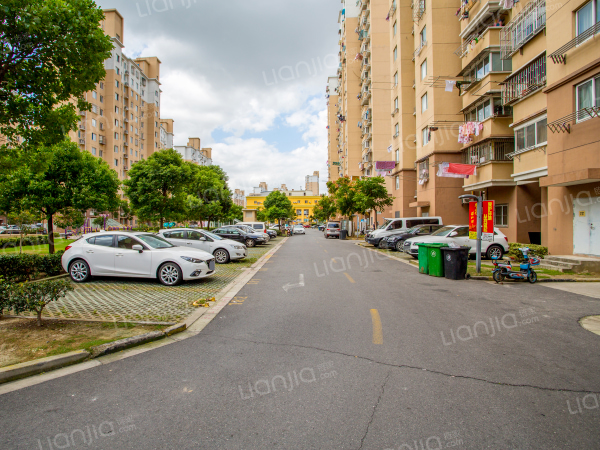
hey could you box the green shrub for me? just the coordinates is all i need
[0,235,49,249]
[0,276,10,318]
[508,243,548,260]
[0,251,65,282]
[10,279,73,326]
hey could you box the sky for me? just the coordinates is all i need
[95,0,341,196]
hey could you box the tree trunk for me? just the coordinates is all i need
[48,213,55,254]
[36,309,43,327]
[19,231,23,254]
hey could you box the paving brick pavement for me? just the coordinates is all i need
[15,243,276,324]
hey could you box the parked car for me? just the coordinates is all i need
[403,225,508,260]
[62,232,216,286]
[238,222,271,241]
[366,217,443,246]
[382,224,445,251]
[318,225,325,231]
[231,224,270,242]
[212,226,267,247]
[293,225,305,235]
[157,228,247,264]
[266,229,277,239]
[324,222,341,239]
[303,224,310,228]
[0,228,20,234]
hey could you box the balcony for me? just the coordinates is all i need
[462,138,514,165]
[501,53,546,105]
[79,123,86,130]
[98,136,106,145]
[500,0,545,59]
[78,139,85,145]
[455,26,501,61]
[411,0,425,23]
[548,22,600,65]
[462,138,515,189]
[412,40,427,61]
[458,0,479,20]
[547,107,600,134]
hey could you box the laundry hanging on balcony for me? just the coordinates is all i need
[375,161,396,171]
[437,162,477,179]
[445,80,456,92]
[458,121,483,144]
[354,53,363,61]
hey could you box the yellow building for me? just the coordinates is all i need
[245,193,321,224]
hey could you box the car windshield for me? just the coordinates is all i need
[406,226,421,233]
[135,234,174,249]
[378,219,393,230]
[430,226,456,237]
[202,230,223,240]
[294,226,303,229]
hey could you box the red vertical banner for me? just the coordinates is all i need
[469,201,494,240]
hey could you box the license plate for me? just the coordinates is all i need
[208,260,215,271]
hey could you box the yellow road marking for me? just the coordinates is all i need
[332,258,337,263]
[370,309,383,345]
[344,272,355,283]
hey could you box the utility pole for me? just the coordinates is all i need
[459,194,482,274]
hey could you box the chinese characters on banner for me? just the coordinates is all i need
[469,201,495,241]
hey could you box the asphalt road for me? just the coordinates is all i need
[2,230,600,450]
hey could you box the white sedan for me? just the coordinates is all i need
[62,232,216,286]
[293,225,305,235]
[157,228,247,264]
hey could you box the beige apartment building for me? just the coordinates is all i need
[305,171,320,195]
[327,77,341,182]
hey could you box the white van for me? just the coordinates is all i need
[238,222,270,240]
[366,217,443,246]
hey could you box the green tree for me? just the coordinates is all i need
[0,140,121,253]
[7,209,40,253]
[11,279,73,326]
[206,165,234,224]
[185,165,226,226]
[123,149,193,227]
[54,208,85,232]
[312,195,337,223]
[262,191,296,230]
[327,177,358,221]
[0,0,113,167]
[355,176,394,228]
[226,204,244,223]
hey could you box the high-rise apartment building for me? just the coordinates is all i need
[173,138,212,166]
[70,9,163,183]
[327,75,341,183]
[305,171,320,195]
[159,118,174,149]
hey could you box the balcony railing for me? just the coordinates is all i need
[548,22,600,64]
[501,53,546,105]
[547,107,600,134]
[462,138,514,164]
[413,40,427,61]
[500,0,545,59]
[458,0,479,20]
[412,0,425,23]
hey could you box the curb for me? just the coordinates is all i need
[0,238,288,393]
[0,350,89,384]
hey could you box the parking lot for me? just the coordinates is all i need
[15,243,275,324]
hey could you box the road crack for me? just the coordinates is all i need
[201,333,600,395]
[358,371,390,450]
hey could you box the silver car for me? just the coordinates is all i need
[157,228,247,264]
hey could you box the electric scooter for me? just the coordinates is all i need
[492,247,541,284]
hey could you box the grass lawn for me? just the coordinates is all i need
[0,238,71,255]
[0,318,165,368]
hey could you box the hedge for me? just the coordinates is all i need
[0,252,65,282]
[508,243,548,260]
[0,235,49,249]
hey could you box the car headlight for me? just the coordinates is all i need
[233,245,245,250]
[181,256,204,264]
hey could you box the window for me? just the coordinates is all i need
[116,67,120,75]
[393,46,397,61]
[576,75,600,121]
[91,119,97,127]
[394,97,399,111]
[91,235,114,247]
[100,109,103,117]
[116,55,120,62]
[114,132,119,139]
[420,26,426,46]
[421,59,427,80]
[395,176,400,190]
[394,123,399,137]
[421,92,428,113]
[495,204,508,227]
[91,133,97,141]
[115,106,119,113]
[394,72,398,86]
[576,0,599,37]
[114,159,118,167]
[115,119,119,127]
[114,145,119,153]
[99,95,104,103]
[422,127,429,145]
[92,91,97,99]
[454,227,470,237]
[115,93,119,101]
[115,80,119,88]
[91,147,97,156]
[99,150,103,157]
[515,116,547,151]
[99,82,104,89]
[395,149,400,163]
[393,21,397,36]
[304,209,309,215]
[296,209,301,215]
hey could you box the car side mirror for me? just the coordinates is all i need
[199,236,207,241]
[449,231,458,237]
[132,244,144,253]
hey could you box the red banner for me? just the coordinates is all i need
[469,201,494,239]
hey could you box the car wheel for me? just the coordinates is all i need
[69,259,90,283]
[213,248,230,264]
[245,238,256,248]
[158,262,183,286]
[378,240,386,249]
[395,241,403,252]
[486,245,504,260]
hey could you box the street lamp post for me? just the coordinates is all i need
[459,194,482,274]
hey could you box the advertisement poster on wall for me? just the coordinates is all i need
[469,201,495,241]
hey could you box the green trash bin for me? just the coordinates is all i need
[427,243,449,277]
[417,243,430,274]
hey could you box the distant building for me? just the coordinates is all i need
[305,171,319,195]
[233,189,246,207]
[174,137,212,166]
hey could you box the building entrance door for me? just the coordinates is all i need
[573,197,600,256]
